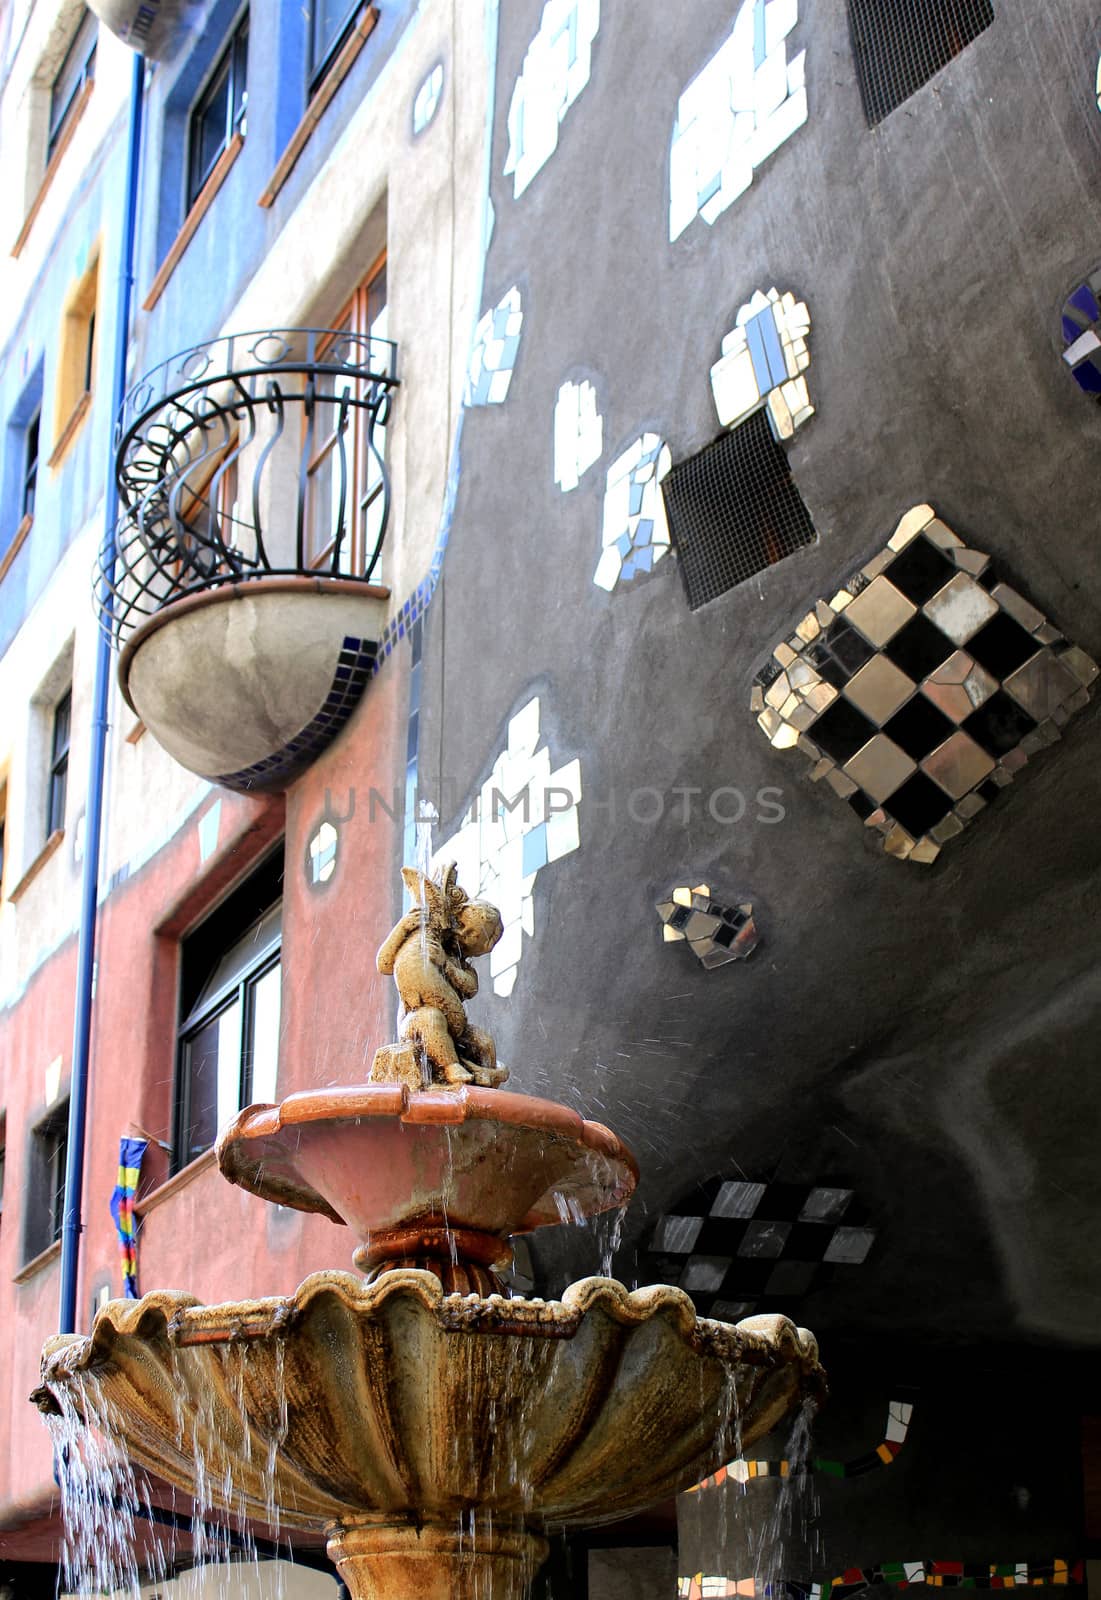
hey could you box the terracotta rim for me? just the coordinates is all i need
[117,574,391,711]
[219,1083,639,1175]
[216,1084,641,1236]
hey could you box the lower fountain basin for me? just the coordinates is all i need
[34,1269,822,1532]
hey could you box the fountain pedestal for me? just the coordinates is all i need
[329,1518,548,1600]
[33,867,825,1600]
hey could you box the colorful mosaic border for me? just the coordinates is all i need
[686,1400,913,1492]
[678,1561,1084,1600]
[752,506,1098,863]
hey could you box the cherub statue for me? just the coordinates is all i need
[369,863,508,1091]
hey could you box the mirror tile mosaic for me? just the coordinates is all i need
[656,883,759,969]
[751,506,1098,863]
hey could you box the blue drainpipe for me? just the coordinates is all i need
[58,51,145,1337]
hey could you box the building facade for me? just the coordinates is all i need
[0,0,1098,1596]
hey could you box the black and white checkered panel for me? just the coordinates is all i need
[640,1179,876,1320]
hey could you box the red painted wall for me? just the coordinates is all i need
[0,647,409,1553]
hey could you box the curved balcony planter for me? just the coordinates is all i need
[118,575,388,792]
[97,328,399,793]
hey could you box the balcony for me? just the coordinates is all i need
[96,327,399,792]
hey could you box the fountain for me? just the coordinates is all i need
[34,864,824,1599]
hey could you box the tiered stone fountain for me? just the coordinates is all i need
[34,866,823,1599]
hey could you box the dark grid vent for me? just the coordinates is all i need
[662,410,816,612]
[847,0,993,126]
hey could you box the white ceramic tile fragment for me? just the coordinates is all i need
[553,379,603,492]
[711,286,813,441]
[465,287,523,407]
[412,63,444,134]
[505,0,600,198]
[593,433,671,591]
[434,698,581,996]
[669,0,807,241]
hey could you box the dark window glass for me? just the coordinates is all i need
[174,850,283,1171]
[187,14,249,209]
[25,1105,68,1259]
[48,687,71,837]
[847,0,994,126]
[82,313,96,394]
[309,0,358,92]
[22,411,40,520]
[48,11,97,160]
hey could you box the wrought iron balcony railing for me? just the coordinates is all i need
[96,327,400,647]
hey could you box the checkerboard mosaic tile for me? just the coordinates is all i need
[1060,272,1101,399]
[752,506,1098,863]
[670,0,807,242]
[678,1560,1084,1600]
[465,287,523,407]
[505,0,599,198]
[711,288,813,441]
[641,1178,875,1320]
[657,884,759,969]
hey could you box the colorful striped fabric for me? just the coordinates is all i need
[108,1137,147,1299]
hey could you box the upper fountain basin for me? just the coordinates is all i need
[34,1270,823,1532]
[216,1084,639,1242]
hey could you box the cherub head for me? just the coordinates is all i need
[401,863,503,957]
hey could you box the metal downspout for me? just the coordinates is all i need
[58,50,145,1336]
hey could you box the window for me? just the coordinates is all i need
[53,251,99,454]
[0,784,7,892]
[304,257,389,578]
[22,411,40,521]
[308,0,359,92]
[662,411,816,611]
[174,851,283,1170]
[847,0,994,126]
[48,10,97,161]
[24,1103,68,1260]
[47,688,71,838]
[187,14,248,209]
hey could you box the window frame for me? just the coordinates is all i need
[304,253,389,579]
[307,0,361,96]
[47,687,71,838]
[173,856,283,1173]
[25,1101,69,1262]
[186,12,249,211]
[47,10,97,162]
